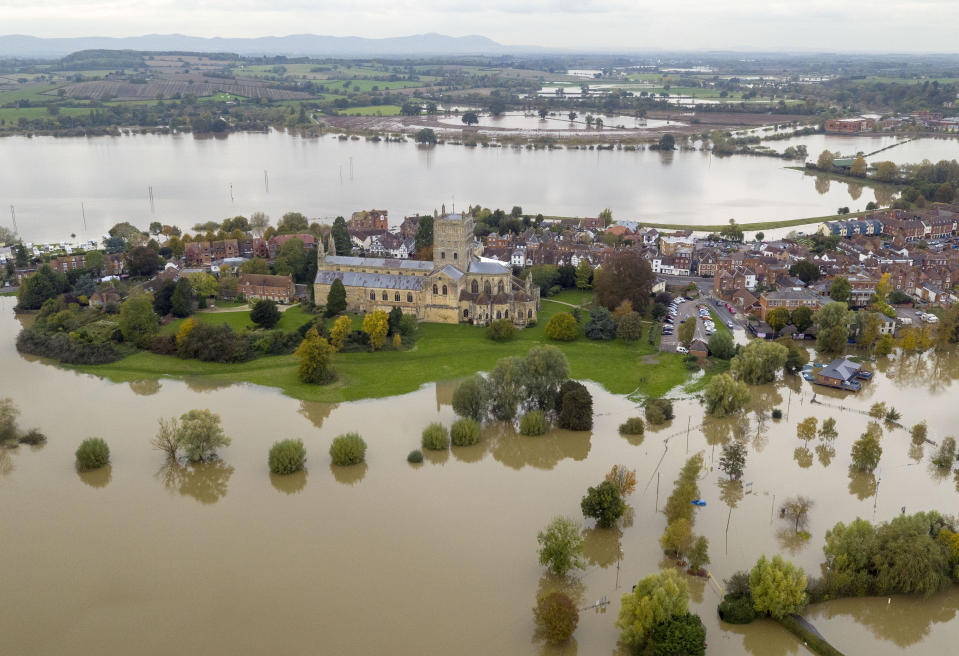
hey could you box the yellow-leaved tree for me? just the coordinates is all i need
[294,328,334,384]
[329,315,352,352]
[362,310,389,351]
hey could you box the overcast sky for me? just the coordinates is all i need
[3,0,959,53]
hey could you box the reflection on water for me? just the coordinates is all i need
[77,464,112,488]
[775,526,810,556]
[330,462,368,485]
[815,175,831,195]
[158,459,233,504]
[270,470,307,495]
[808,588,959,650]
[848,182,863,201]
[184,377,236,393]
[815,442,836,467]
[128,379,162,396]
[728,618,803,656]
[793,446,813,469]
[434,378,459,411]
[582,526,623,568]
[718,478,744,509]
[486,423,591,470]
[451,441,486,464]
[0,447,12,476]
[297,400,337,429]
[848,469,878,500]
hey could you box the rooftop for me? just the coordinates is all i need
[314,270,427,291]
[324,255,434,271]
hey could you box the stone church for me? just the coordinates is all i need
[313,212,539,325]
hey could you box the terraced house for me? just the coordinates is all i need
[313,212,539,325]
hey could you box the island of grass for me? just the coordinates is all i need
[75,290,692,403]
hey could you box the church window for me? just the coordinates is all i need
[433,285,438,294]
[369,291,375,300]
[394,292,400,302]
[453,252,458,260]
[497,280,505,294]
[463,309,469,318]
[407,293,413,303]
[381,291,387,301]
[504,309,509,318]
[441,252,446,259]
[528,309,533,318]
[442,285,447,295]
[471,280,478,294]
[484,281,492,295]
[496,311,502,319]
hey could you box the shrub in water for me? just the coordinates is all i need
[421,422,450,450]
[18,428,47,445]
[329,433,367,466]
[718,595,756,624]
[520,410,549,436]
[619,417,645,435]
[269,438,307,475]
[644,398,674,425]
[450,418,481,446]
[407,449,424,463]
[75,437,110,471]
[772,408,783,420]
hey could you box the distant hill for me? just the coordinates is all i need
[0,33,532,59]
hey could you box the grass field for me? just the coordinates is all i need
[0,106,92,121]
[78,293,692,403]
[160,304,313,335]
[339,105,403,116]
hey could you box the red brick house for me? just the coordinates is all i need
[238,274,296,304]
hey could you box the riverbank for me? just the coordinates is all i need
[73,291,691,403]
[785,166,905,191]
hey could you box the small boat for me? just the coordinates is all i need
[857,370,873,380]
[691,499,706,507]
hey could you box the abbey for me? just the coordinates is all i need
[313,212,539,325]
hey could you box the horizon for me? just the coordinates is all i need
[2,0,959,55]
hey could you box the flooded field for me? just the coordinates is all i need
[1,131,946,243]
[1,295,958,655]
[432,111,679,132]
[769,133,959,165]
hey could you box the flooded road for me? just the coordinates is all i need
[1,295,958,655]
[4,131,956,243]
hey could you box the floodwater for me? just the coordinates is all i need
[0,131,941,244]
[433,111,678,132]
[769,133,959,165]
[1,295,958,655]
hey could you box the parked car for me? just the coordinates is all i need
[676,346,688,354]
[726,321,735,328]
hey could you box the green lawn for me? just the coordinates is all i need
[0,106,92,121]
[339,105,403,116]
[161,304,313,335]
[78,296,693,403]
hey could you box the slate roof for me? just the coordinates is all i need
[324,255,434,271]
[468,260,509,275]
[314,270,426,291]
[436,264,465,280]
[819,358,860,381]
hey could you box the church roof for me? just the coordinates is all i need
[324,255,434,271]
[435,264,465,280]
[314,270,427,291]
[468,260,509,275]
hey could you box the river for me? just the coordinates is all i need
[1,296,958,655]
[3,131,957,244]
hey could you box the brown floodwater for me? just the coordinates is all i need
[1,295,957,655]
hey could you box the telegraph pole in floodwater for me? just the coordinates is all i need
[264,170,269,193]
[9,205,17,234]
[81,203,87,232]
[148,186,155,216]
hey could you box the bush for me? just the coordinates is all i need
[450,417,481,446]
[520,410,549,436]
[649,613,706,656]
[268,438,306,475]
[772,408,783,419]
[75,437,110,471]
[557,380,593,431]
[619,417,645,435]
[486,318,516,341]
[452,375,487,421]
[407,449,424,463]
[16,327,124,365]
[581,480,625,528]
[330,433,367,466]
[718,595,756,624]
[17,428,47,445]
[421,422,450,450]
[645,398,674,425]
[544,312,579,341]
[534,592,579,645]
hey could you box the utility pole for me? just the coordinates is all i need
[686,416,691,453]
[81,203,87,232]
[229,183,234,203]
[264,170,269,193]
[655,471,660,511]
[10,205,17,234]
